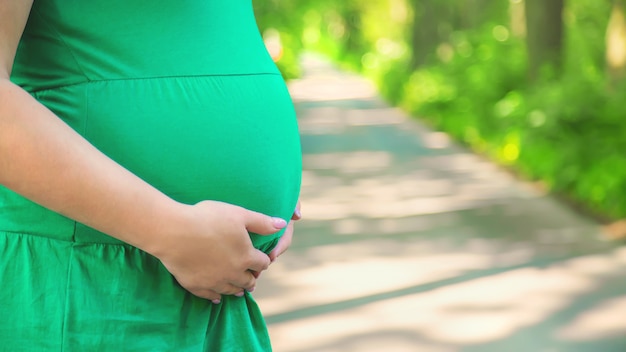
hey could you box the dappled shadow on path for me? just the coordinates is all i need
[255,55,626,352]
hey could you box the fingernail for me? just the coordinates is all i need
[248,286,256,293]
[212,299,221,304]
[272,218,287,229]
[235,291,244,297]
[294,208,302,219]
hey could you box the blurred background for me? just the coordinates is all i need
[253,1,626,351]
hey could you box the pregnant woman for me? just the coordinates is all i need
[0,1,301,350]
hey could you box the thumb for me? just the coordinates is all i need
[244,210,287,235]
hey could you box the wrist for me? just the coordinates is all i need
[136,200,191,258]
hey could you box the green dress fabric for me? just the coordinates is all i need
[1,1,301,350]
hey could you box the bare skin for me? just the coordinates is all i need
[0,1,299,303]
[269,200,301,263]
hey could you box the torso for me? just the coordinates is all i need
[6,0,302,250]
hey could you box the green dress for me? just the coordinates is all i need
[1,1,301,350]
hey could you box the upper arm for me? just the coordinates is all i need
[0,1,34,79]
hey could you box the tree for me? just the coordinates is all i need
[606,0,626,85]
[410,0,442,68]
[524,0,564,81]
[410,0,507,69]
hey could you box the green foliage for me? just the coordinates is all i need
[399,25,528,152]
[254,0,309,79]
[518,74,626,218]
[394,1,626,219]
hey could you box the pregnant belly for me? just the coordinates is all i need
[79,74,302,250]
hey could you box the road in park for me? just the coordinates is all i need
[255,54,626,352]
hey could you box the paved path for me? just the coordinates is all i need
[255,55,626,352]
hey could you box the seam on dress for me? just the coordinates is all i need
[0,230,72,243]
[59,243,75,352]
[27,72,283,94]
[32,7,90,83]
[70,221,77,243]
[0,230,137,247]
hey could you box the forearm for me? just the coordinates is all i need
[0,79,184,252]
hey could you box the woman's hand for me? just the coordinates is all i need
[149,200,286,303]
[269,200,301,262]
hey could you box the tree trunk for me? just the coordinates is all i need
[457,0,498,29]
[343,5,362,55]
[410,0,440,68]
[524,0,564,81]
[510,0,526,38]
[606,0,626,86]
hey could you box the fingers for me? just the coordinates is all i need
[188,274,259,303]
[246,248,271,273]
[269,221,293,262]
[194,289,248,305]
[292,201,302,220]
[191,289,221,303]
[243,209,287,235]
[270,201,300,261]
